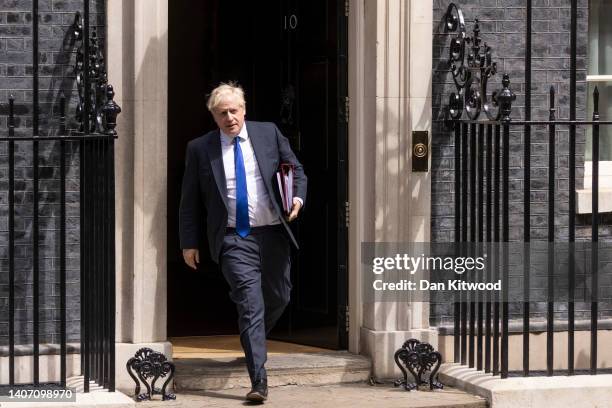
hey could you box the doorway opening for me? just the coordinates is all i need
[167,0,348,350]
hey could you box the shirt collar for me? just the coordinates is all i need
[220,123,249,144]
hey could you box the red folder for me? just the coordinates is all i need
[276,163,294,214]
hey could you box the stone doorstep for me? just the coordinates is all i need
[173,351,372,391]
[440,363,612,408]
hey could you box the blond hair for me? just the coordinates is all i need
[206,82,246,111]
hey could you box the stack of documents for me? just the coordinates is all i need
[276,163,294,214]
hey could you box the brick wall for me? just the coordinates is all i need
[429,0,605,326]
[0,0,105,347]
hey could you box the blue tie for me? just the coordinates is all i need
[234,136,250,237]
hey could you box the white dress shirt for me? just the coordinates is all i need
[221,124,281,228]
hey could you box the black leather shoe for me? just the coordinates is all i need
[246,378,268,403]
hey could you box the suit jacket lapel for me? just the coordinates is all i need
[248,122,273,191]
[208,129,229,210]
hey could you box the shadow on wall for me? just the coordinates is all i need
[359,2,434,335]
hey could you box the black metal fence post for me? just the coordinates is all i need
[107,120,117,393]
[523,0,532,378]
[477,123,484,371]
[60,94,68,388]
[461,122,468,365]
[591,87,600,375]
[497,74,515,379]
[485,123,492,373]
[501,120,509,379]
[547,86,556,377]
[8,95,15,386]
[82,0,92,391]
[469,123,476,369]
[80,130,89,393]
[32,0,40,386]
[568,0,578,377]
[493,123,500,376]
[454,122,461,364]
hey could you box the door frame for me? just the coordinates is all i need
[347,0,364,354]
[337,0,350,350]
[161,0,353,347]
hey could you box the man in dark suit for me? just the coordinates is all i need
[179,82,307,402]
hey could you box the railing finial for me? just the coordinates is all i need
[593,86,600,120]
[8,94,15,136]
[102,85,121,136]
[497,74,516,122]
[549,86,556,121]
[59,92,66,135]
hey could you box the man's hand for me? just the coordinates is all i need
[287,197,302,222]
[183,249,200,270]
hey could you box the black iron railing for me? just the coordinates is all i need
[444,1,611,379]
[2,0,119,392]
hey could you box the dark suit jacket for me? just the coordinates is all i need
[179,121,307,263]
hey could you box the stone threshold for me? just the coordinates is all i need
[174,351,372,391]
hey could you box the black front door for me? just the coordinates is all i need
[167,0,348,350]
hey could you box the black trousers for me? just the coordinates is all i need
[219,225,291,384]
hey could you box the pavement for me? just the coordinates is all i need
[139,382,488,408]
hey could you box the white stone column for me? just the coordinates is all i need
[351,0,435,379]
[107,0,171,391]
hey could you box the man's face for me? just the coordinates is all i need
[211,95,246,137]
